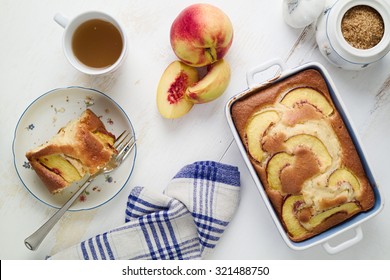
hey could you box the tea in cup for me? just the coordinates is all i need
[54,11,127,75]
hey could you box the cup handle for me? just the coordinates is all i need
[54,13,68,28]
[322,226,363,254]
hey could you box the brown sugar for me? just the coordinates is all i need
[341,5,384,49]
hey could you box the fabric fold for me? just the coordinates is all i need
[49,161,240,260]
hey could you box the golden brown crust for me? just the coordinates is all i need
[26,109,116,194]
[280,147,320,194]
[29,160,68,193]
[231,69,375,242]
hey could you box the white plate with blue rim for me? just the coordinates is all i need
[12,86,137,211]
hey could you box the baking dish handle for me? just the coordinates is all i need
[246,58,285,88]
[322,226,363,254]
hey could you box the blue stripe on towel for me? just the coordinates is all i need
[174,161,240,187]
[155,211,173,259]
[192,213,229,226]
[81,241,89,260]
[139,210,186,260]
[126,192,169,222]
[192,163,199,215]
[164,209,183,259]
[199,238,217,249]
[126,204,158,216]
[103,232,114,260]
[88,238,97,260]
[128,194,167,211]
[198,229,220,241]
[139,215,156,260]
[96,234,106,260]
[148,214,166,259]
[195,221,225,234]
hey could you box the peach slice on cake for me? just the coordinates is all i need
[156,61,199,119]
[282,195,361,238]
[245,110,280,163]
[282,195,308,239]
[38,154,83,183]
[328,168,361,197]
[281,88,334,116]
[302,202,360,230]
[284,134,332,172]
[266,152,294,191]
[266,134,332,193]
[267,149,321,194]
[94,131,115,146]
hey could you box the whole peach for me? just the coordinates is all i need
[170,3,233,67]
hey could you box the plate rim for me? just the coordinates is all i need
[12,86,137,211]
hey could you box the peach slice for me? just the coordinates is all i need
[303,202,360,230]
[281,88,334,116]
[328,168,361,197]
[284,134,332,172]
[39,154,82,183]
[156,61,199,119]
[283,195,361,236]
[266,134,332,194]
[94,131,115,147]
[282,195,308,239]
[267,152,294,191]
[267,134,332,193]
[245,110,280,163]
[185,59,231,104]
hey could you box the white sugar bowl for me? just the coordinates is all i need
[316,0,390,70]
[283,0,325,28]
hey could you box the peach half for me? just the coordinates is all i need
[156,61,198,119]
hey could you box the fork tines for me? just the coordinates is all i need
[114,130,135,161]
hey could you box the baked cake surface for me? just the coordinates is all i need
[231,69,375,242]
[26,109,117,194]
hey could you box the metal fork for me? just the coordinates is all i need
[24,130,136,251]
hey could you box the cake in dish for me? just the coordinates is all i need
[231,69,375,242]
[26,109,117,194]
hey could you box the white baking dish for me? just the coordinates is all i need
[225,59,384,254]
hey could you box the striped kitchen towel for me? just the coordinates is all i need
[49,161,240,260]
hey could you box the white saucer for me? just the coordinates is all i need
[13,87,137,211]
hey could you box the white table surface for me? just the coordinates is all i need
[1,0,389,260]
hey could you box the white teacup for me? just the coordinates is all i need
[54,11,127,75]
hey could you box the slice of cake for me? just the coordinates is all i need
[26,109,117,194]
